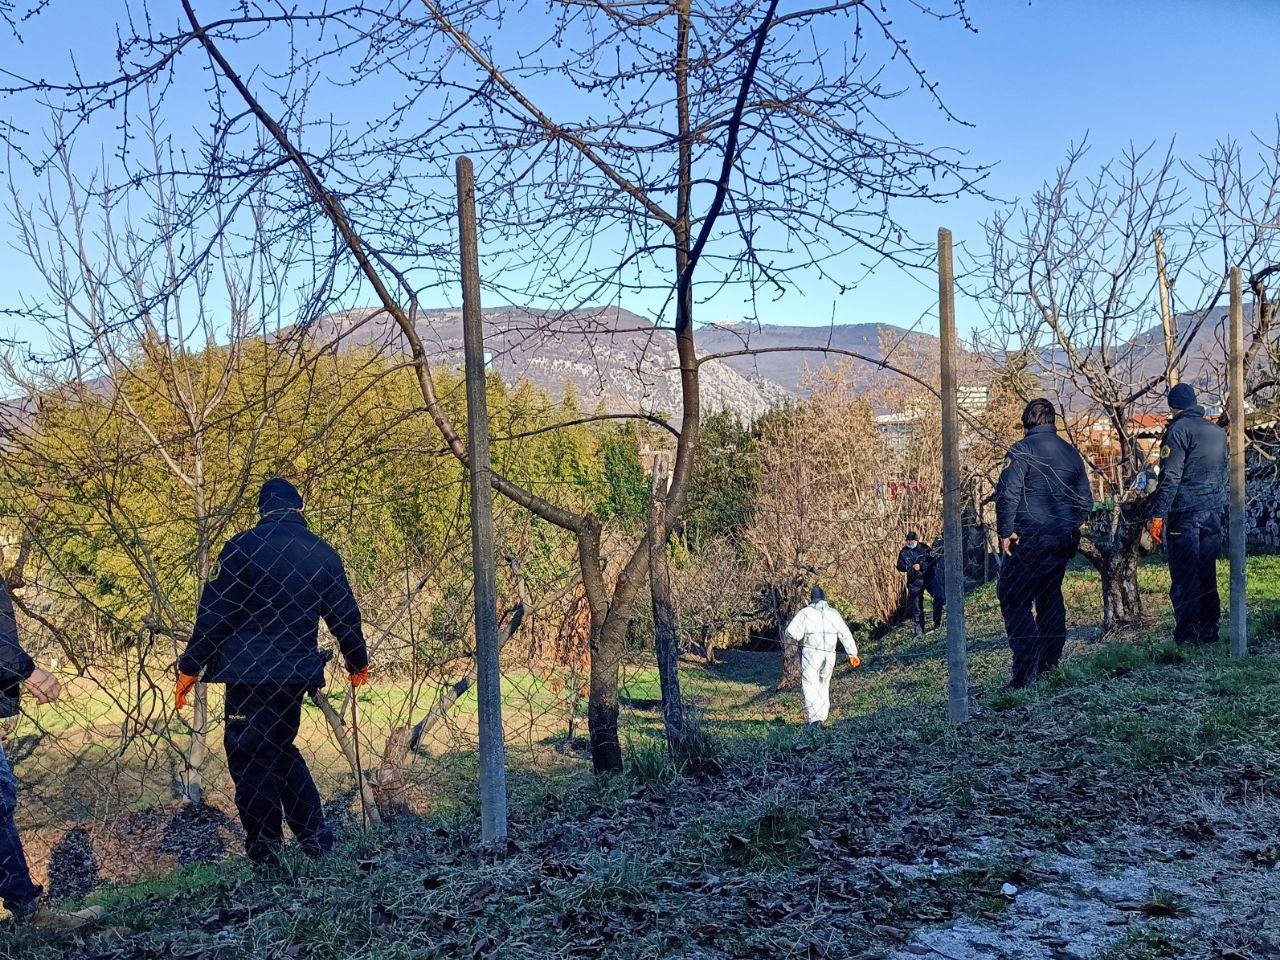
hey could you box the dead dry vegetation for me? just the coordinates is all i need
[2,557,1279,960]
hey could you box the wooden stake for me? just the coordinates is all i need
[1228,266,1248,657]
[457,155,508,844]
[938,228,969,723]
[350,684,370,829]
[1155,230,1179,387]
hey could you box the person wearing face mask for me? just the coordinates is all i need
[896,532,932,638]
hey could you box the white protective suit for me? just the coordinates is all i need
[785,600,859,723]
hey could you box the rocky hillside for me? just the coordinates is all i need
[696,320,939,396]
[308,308,940,421]
[309,307,792,423]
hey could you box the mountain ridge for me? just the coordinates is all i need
[309,306,792,423]
[308,307,939,419]
[7,305,1265,426]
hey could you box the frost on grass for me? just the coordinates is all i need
[4,564,1278,960]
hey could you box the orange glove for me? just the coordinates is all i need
[1148,518,1164,545]
[849,657,862,669]
[175,673,198,710]
[349,667,369,688]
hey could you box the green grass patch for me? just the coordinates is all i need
[718,794,817,869]
[1097,927,1184,959]
[84,860,248,928]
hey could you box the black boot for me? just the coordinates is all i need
[299,821,335,860]
[998,670,1036,693]
[1198,625,1223,646]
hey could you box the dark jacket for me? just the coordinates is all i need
[996,424,1093,539]
[896,543,931,589]
[924,543,946,599]
[0,580,35,719]
[178,512,367,688]
[1146,406,1228,519]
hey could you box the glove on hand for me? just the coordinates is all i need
[349,667,370,688]
[175,673,198,710]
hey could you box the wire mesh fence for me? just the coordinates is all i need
[0,214,1273,914]
[2,551,792,902]
[2,327,1269,921]
[2,369,1259,907]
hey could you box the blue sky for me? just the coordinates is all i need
[0,0,1276,350]
[834,0,1280,337]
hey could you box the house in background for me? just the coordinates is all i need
[1068,394,1227,499]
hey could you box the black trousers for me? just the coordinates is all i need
[1166,510,1222,644]
[928,592,944,629]
[224,684,331,865]
[907,584,926,630]
[997,530,1078,686]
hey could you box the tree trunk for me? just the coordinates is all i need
[587,611,627,774]
[1082,503,1145,636]
[579,521,634,775]
[1100,546,1142,633]
[779,633,802,688]
[185,491,212,805]
[776,587,802,689]
[371,726,412,814]
[1088,538,1142,634]
[649,459,685,760]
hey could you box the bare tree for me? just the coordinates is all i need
[2,116,329,800]
[5,0,986,772]
[977,135,1280,631]
[1189,128,1280,408]
[745,365,942,686]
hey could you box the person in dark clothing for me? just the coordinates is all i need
[924,538,946,631]
[0,582,104,930]
[896,532,932,638]
[1145,384,1228,645]
[177,478,368,867]
[995,399,1094,689]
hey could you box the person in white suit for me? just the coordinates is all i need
[785,586,861,725]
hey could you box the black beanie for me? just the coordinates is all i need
[810,585,825,604]
[1168,383,1197,410]
[258,477,304,515]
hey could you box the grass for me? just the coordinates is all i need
[717,794,818,869]
[623,737,676,785]
[84,860,248,928]
[2,553,1279,959]
[1097,928,1184,959]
